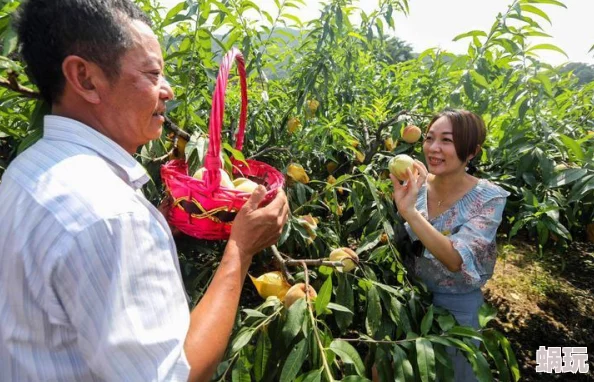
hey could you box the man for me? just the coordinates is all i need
[0,0,288,381]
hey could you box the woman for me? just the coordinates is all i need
[391,109,509,381]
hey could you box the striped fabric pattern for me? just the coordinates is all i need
[0,116,191,381]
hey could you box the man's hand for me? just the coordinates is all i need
[228,186,289,258]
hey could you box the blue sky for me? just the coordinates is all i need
[159,0,594,66]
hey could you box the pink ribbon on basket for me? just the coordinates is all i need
[203,47,248,194]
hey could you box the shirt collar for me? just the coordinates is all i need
[43,115,150,189]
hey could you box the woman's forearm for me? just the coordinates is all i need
[404,210,462,272]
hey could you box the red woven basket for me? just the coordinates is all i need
[161,48,284,240]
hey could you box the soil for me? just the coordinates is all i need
[483,238,594,381]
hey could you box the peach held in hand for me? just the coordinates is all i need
[388,154,415,181]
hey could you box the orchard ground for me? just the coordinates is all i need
[484,237,594,381]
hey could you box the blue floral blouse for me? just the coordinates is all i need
[404,179,510,294]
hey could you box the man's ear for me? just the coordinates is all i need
[61,55,107,104]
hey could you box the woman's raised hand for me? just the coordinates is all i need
[390,160,428,221]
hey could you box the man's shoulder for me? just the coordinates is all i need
[3,142,147,233]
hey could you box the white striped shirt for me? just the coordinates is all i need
[0,116,191,381]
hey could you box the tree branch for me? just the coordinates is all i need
[0,74,42,99]
[270,245,295,285]
[249,146,291,160]
[164,115,191,141]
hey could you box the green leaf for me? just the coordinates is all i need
[526,0,566,8]
[365,285,382,336]
[420,306,434,335]
[463,73,475,101]
[282,298,307,345]
[347,32,367,43]
[392,345,415,382]
[2,28,17,56]
[335,274,354,331]
[569,175,594,202]
[447,326,483,341]
[433,344,455,382]
[536,73,553,97]
[342,376,372,381]
[326,302,353,313]
[436,314,456,332]
[527,43,568,58]
[558,134,585,162]
[468,347,494,382]
[231,328,255,354]
[254,330,271,381]
[243,309,267,318]
[161,1,189,27]
[15,127,38,155]
[357,230,382,253]
[279,338,308,382]
[520,4,551,24]
[300,369,323,382]
[518,97,529,122]
[415,338,436,382]
[452,30,487,42]
[478,303,498,328]
[329,340,366,376]
[546,168,588,188]
[223,142,247,163]
[470,70,490,88]
[496,331,521,381]
[315,275,333,315]
[232,354,252,382]
[281,13,303,27]
[482,331,511,382]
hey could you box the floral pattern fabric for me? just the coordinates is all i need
[404,179,510,294]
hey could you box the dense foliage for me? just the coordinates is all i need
[2,0,593,380]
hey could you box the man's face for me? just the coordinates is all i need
[100,19,173,153]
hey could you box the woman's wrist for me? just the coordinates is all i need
[400,208,421,223]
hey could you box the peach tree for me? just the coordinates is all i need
[3,0,593,380]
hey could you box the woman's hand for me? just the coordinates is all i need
[390,160,428,221]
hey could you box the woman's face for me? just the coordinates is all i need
[422,116,467,176]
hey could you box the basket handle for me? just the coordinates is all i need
[203,47,248,192]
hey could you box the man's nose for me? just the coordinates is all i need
[161,78,174,100]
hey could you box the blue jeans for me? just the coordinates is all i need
[433,290,484,382]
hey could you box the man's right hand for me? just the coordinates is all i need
[228,186,289,259]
